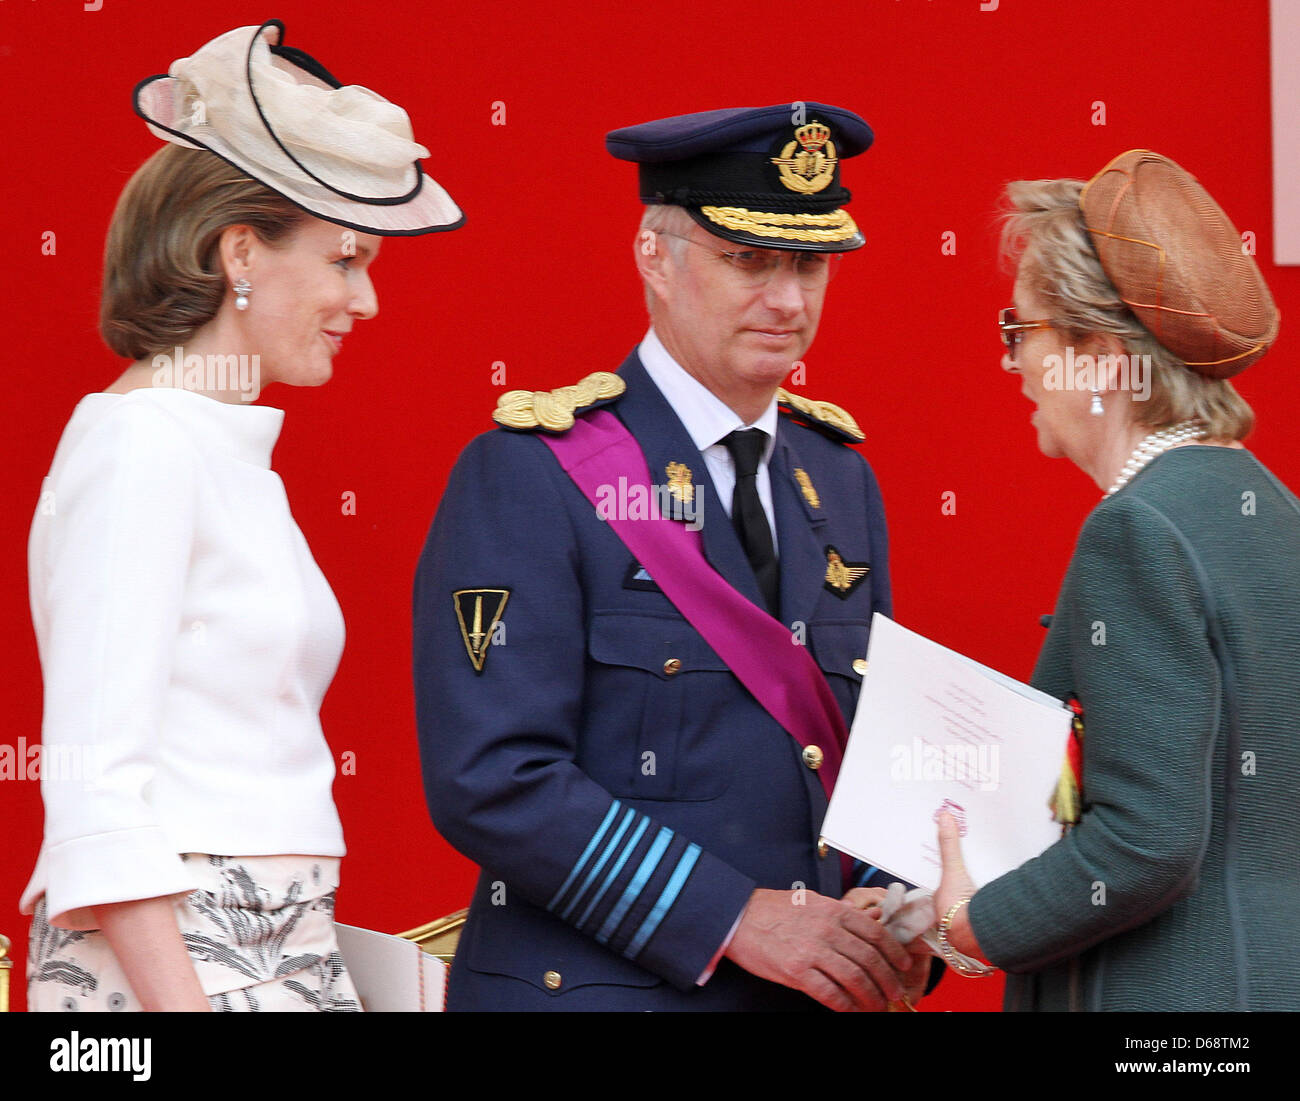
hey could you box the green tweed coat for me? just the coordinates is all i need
[968,446,1300,1011]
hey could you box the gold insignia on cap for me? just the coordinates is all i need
[793,468,820,509]
[776,388,865,443]
[453,589,510,674]
[824,547,870,597]
[493,371,626,433]
[666,462,694,504]
[771,121,838,194]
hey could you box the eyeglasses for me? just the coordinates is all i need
[656,231,842,289]
[998,306,1054,359]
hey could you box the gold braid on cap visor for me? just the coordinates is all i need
[700,206,859,244]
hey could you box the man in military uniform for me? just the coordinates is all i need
[413,103,930,1010]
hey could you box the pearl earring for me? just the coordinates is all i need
[1090,387,1104,416]
[233,278,252,311]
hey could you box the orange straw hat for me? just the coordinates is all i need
[1080,150,1278,377]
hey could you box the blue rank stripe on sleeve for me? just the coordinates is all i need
[596,827,674,945]
[559,806,635,922]
[574,813,647,927]
[547,801,701,956]
[625,842,701,958]
[547,800,622,911]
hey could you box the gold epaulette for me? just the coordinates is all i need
[492,371,626,433]
[776,387,865,443]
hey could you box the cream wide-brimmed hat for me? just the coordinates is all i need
[133,19,463,236]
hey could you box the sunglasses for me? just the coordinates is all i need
[998,306,1054,358]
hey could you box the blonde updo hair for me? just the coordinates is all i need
[100,144,308,361]
[1001,178,1254,440]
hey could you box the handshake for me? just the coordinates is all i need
[723,881,941,1012]
[723,815,987,1012]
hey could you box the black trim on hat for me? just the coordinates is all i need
[266,20,344,89]
[244,19,425,208]
[129,77,465,237]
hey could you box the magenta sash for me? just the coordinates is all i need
[541,409,849,802]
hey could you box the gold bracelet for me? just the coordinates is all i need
[937,898,997,978]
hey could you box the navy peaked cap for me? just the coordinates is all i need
[606,103,873,162]
[606,102,873,251]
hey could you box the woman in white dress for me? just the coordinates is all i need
[21,20,462,1012]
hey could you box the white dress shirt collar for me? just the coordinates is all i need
[638,327,779,458]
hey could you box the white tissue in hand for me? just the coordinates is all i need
[878,882,937,945]
[880,882,987,970]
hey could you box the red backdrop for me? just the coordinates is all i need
[2,0,1294,1013]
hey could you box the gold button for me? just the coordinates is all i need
[802,745,824,770]
[663,658,682,676]
[817,838,829,859]
[543,970,562,990]
[852,659,868,676]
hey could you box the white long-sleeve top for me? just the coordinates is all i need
[20,387,346,929]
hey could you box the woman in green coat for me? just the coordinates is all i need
[933,150,1298,1011]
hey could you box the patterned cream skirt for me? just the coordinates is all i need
[27,854,362,1012]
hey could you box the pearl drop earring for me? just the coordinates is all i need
[233,278,252,311]
[1090,387,1104,416]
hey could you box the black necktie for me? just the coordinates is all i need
[723,429,780,615]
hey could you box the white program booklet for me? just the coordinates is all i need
[820,613,1071,892]
[334,923,448,1012]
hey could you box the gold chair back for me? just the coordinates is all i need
[397,909,467,964]
[0,933,12,1013]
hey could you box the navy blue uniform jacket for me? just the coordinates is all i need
[413,352,892,1009]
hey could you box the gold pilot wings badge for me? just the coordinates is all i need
[823,546,870,600]
[454,588,510,673]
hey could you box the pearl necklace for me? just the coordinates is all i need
[1103,420,1207,498]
